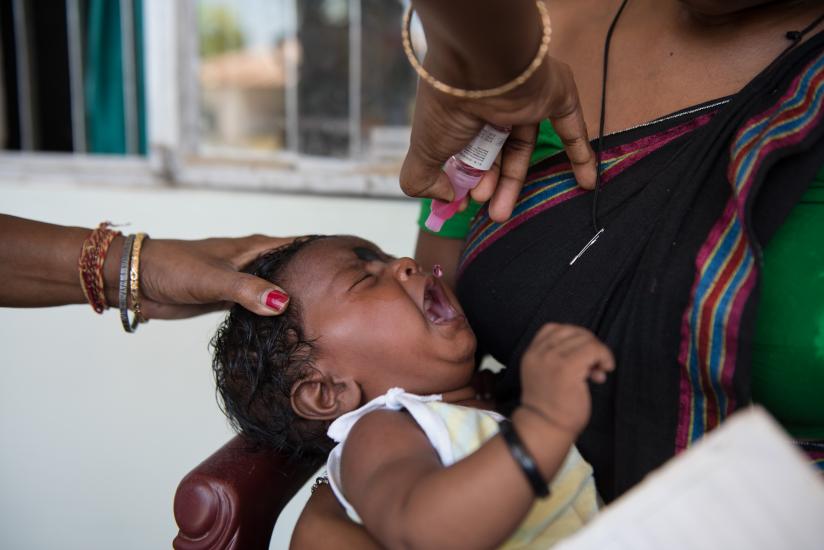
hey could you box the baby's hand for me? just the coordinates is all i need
[519,324,615,437]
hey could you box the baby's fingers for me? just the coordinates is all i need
[590,370,608,384]
[532,323,592,350]
[556,338,614,380]
[587,345,615,383]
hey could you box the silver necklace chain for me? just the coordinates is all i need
[605,98,733,138]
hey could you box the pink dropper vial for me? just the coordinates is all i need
[425,124,512,232]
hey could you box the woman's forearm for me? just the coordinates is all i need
[0,214,122,308]
[413,0,545,89]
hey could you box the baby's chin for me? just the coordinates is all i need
[444,324,477,364]
[450,336,479,378]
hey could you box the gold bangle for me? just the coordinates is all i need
[129,232,149,326]
[401,1,552,100]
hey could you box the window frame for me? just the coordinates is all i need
[0,0,411,199]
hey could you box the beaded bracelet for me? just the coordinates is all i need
[78,222,121,314]
[498,419,550,498]
[401,1,552,100]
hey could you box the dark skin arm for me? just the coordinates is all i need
[401,0,597,220]
[0,214,292,317]
[291,391,495,550]
[290,484,382,550]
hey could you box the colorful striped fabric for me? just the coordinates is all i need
[675,50,824,453]
[458,113,717,274]
[798,441,824,472]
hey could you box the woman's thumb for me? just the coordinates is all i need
[224,272,290,316]
[400,145,455,202]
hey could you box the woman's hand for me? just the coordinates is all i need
[0,215,292,318]
[134,234,293,319]
[400,55,597,223]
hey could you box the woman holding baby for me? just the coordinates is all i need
[295,0,824,546]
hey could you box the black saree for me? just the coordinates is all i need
[456,33,824,502]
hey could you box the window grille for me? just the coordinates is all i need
[0,0,416,197]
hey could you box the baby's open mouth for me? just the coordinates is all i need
[422,279,460,324]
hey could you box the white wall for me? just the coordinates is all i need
[0,181,420,549]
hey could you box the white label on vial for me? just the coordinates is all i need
[455,124,511,171]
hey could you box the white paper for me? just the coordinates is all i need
[556,407,824,550]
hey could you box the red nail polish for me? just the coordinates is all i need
[265,290,289,311]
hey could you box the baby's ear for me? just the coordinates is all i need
[291,369,362,421]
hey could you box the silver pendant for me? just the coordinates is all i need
[570,228,605,266]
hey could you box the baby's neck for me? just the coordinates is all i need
[441,386,496,411]
[440,386,476,403]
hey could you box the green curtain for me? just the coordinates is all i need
[84,0,146,155]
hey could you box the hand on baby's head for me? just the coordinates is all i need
[519,324,615,437]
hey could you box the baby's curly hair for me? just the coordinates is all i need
[211,235,333,467]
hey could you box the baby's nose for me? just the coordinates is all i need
[392,257,422,280]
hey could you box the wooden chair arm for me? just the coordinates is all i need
[173,435,316,550]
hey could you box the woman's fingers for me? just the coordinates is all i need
[499,124,538,188]
[221,271,290,316]
[553,109,597,190]
[488,183,523,222]
[400,147,457,202]
[546,61,597,189]
[470,156,501,204]
[195,236,292,316]
[400,84,484,201]
[141,300,228,320]
[228,234,295,268]
[140,236,292,318]
[401,55,595,213]
[484,124,538,221]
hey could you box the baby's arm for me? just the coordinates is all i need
[341,324,613,550]
[290,483,381,550]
